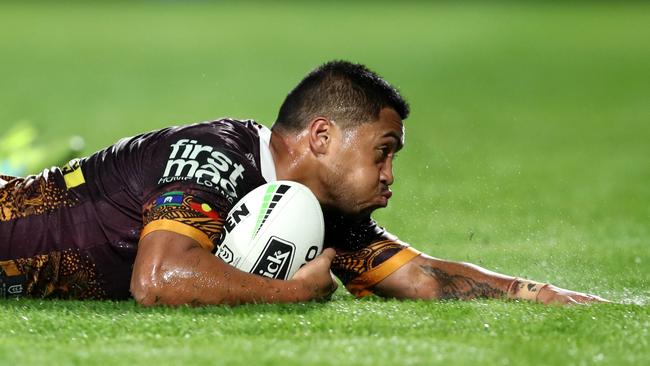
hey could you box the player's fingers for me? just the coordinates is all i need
[560,297,580,305]
[580,294,610,304]
[319,248,336,263]
[589,293,611,303]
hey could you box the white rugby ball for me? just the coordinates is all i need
[216,180,324,280]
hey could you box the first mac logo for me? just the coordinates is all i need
[158,139,245,202]
[252,237,295,280]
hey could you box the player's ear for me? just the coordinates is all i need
[308,117,334,156]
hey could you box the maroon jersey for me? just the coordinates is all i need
[0,119,418,300]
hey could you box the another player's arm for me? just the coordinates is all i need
[372,251,608,305]
[131,230,337,307]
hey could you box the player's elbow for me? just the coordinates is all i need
[374,273,441,300]
[372,260,443,300]
[131,236,208,306]
[130,262,191,306]
[396,281,441,300]
[373,282,440,300]
[130,271,166,307]
[130,263,227,307]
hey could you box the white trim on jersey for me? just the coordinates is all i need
[257,125,277,182]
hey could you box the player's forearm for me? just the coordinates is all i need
[132,247,312,306]
[131,231,314,306]
[412,254,516,300]
[375,250,607,304]
[406,255,607,304]
[413,255,610,304]
[375,253,550,301]
[372,253,516,300]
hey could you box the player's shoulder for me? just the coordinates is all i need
[97,117,269,170]
[165,118,267,139]
[140,118,271,205]
[141,117,270,158]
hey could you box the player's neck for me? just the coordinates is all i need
[269,129,324,198]
[270,131,332,209]
[269,129,308,181]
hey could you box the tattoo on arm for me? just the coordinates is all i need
[419,265,506,300]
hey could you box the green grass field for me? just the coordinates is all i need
[1,2,649,365]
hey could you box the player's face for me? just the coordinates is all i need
[321,108,404,217]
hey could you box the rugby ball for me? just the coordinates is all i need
[216,180,324,280]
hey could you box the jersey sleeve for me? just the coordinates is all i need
[141,190,227,251]
[326,215,421,298]
[139,121,266,252]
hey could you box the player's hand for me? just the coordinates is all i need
[537,284,610,305]
[291,248,338,302]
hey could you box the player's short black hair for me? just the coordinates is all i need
[273,60,409,132]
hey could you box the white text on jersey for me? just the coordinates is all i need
[158,139,245,201]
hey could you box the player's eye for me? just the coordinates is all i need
[376,147,389,160]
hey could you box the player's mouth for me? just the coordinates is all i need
[378,189,392,206]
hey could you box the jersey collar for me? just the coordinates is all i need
[257,125,277,182]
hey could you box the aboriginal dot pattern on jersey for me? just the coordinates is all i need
[0,174,79,221]
[1,249,107,299]
[143,193,226,245]
[332,240,406,284]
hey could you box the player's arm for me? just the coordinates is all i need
[331,236,607,305]
[131,230,337,307]
[371,251,608,305]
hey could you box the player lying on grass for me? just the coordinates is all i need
[0,61,607,306]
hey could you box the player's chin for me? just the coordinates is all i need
[339,197,387,219]
[370,194,389,209]
[358,200,387,216]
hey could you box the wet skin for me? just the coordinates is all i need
[271,107,405,220]
[132,108,608,306]
[318,108,404,218]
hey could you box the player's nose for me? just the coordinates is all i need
[380,161,394,186]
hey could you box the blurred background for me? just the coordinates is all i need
[1,1,648,301]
